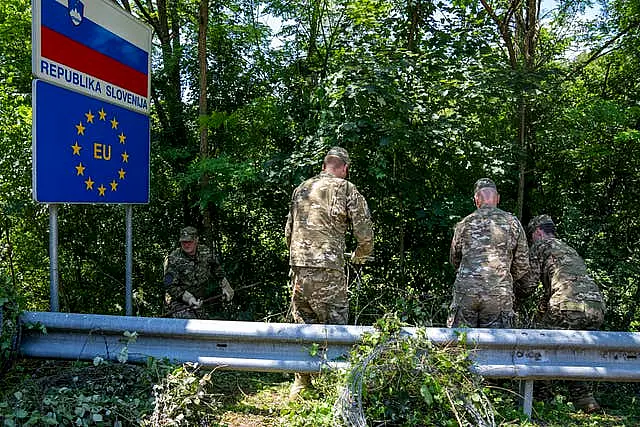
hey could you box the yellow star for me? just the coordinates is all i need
[110,117,119,129]
[85,110,95,123]
[75,122,85,135]
[84,177,94,190]
[98,184,106,196]
[75,163,86,175]
[110,180,118,191]
[98,108,107,120]
[118,132,126,144]
[71,141,82,155]
[118,168,126,179]
[121,152,129,163]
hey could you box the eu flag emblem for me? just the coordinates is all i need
[33,80,150,203]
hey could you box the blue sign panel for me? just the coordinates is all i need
[33,80,150,203]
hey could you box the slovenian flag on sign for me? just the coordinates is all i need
[33,0,152,114]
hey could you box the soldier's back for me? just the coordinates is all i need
[454,207,521,290]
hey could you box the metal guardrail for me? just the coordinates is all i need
[18,311,640,417]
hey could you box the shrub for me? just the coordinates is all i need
[334,314,495,427]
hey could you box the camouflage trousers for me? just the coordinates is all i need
[290,266,348,325]
[166,301,204,319]
[537,303,604,330]
[447,288,514,328]
[535,303,605,404]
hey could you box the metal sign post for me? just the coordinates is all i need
[125,205,133,316]
[48,204,59,312]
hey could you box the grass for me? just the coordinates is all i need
[1,360,639,426]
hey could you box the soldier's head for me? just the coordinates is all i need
[179,226,199,256]
[528,214,556,242]
[323,146,350,178]
[473,178,499,208]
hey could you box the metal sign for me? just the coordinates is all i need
[32,0,152,115]
[33,80,150,203]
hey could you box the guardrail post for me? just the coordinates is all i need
[519,380,534,418]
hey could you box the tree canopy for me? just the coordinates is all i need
[0,0,639,330]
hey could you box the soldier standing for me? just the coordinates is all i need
[448,178,535,328]
[163,226,234,319]
[527,214,605,413]
[285,146,374,399]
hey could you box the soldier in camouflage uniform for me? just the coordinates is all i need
[163,226,234,319]
[527,214,606,413]
[448,178,535,328]
[285,146,374,399]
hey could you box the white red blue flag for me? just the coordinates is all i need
[32,0,152,115]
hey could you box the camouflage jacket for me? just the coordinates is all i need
[163,245,226,302]
[529,237,605,313]
[450,206,534,295]
[285,171,374,270]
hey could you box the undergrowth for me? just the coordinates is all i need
[334,313,495,426]
[0,271,20,375]
[0,358,224,426]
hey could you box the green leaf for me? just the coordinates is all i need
[420,384,433,405]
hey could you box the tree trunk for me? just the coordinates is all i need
[198,0,213,241]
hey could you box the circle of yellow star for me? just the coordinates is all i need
[110,117,119,129]
[71,141,82,155]
[75,163,86,175]
[121,152,129,163]
[84,177,94,190]
[110,180,118,191]
[75,122,86,135]
[98,108,107,120]
[98,184,106,196]
[118,132,126,144]
[85,110,95,123]
[118,168,126,179]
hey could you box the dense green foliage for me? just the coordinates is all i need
[334,315,495,426]
[0,0,638,331]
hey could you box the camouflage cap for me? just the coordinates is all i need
[527,214,555,236]
[473,178,497,195]
[325,146,350,165]
[179,226,198,242]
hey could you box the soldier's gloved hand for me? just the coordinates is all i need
[182,291,202,309]
[221,278,234,301]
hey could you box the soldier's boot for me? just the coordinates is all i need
[288,373,312,401]
[571,382,601,413]
[574,396,601,413]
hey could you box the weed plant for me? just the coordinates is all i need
[0,271,20,375]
